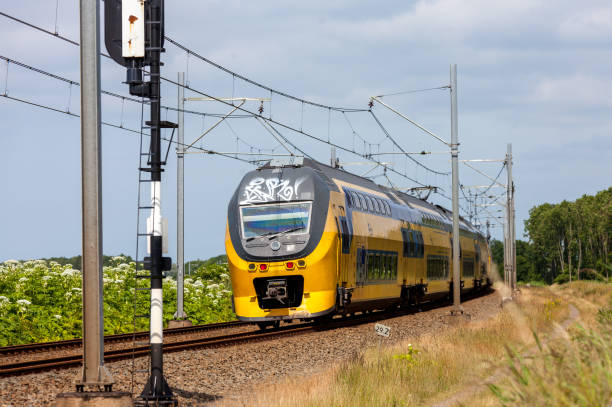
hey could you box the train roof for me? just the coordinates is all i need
[259,157,485,240]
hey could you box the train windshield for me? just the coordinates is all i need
[240,202,312,239]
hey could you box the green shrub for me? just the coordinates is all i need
[0,258,234,346]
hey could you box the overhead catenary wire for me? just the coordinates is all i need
[375,85,450,98]
[369,110,450,176]
[0,11,431,189]
[2,10,473,206]
[0,93,256,165]
[0,54,254,119]
[161,73,429,188]
[163,36,368,113]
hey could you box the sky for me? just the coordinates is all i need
[1,0,611,262]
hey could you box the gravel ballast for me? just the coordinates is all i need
[0,291,501,406]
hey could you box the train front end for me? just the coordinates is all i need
[225,161,337,325]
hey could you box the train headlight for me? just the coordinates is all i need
[285,261,295,270]
[248,263,256,271]
[297,259,306,268]
[259,264,268,271]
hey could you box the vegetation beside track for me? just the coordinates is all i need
[0,257,235,346]
[490,187,611,285]
[239,282,611,407]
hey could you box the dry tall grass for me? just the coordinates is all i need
[216,283,586,407]
[491,282,612,406]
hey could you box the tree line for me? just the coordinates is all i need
[491,187,611,284]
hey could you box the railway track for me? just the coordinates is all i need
[0,289,493,377]
[0,320,247,356]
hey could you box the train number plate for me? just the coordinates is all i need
[374,323,391,337]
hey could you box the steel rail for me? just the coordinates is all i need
[0,289,493,377]
[0,320,247,356]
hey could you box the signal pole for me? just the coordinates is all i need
[450,64,463,315]
[104,0,175,404]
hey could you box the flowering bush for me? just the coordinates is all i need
[0,258,235,346]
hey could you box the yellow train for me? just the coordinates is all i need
[225,158,491,328]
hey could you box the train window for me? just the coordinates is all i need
[366,252,373,280]
[372,198,380,213]
[427,255,449,280]
[365,196,374,212]
[345,192,353,207]
[241,202,312,239]
[401,229,409,257]
[358,194,367,210]
[351,192,361,209]
[377,199,385,214]
[382,254,389,279]
[392,254,398,278]
[384,201,391,216]
[408,231,415,257]
[419,232,425,257]
[371,253,378,279]
[463,258,475,278]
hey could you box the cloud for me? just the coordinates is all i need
[530,73,612,110]
[557,5,612,43]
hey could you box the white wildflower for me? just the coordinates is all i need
[206,293,214,298]
[0,296,9,304]
[112,255,126,261]
[54,314,62,320]
[212,299,218,306]
[71,287,82,292]
[61,269,75,277]
[16,299,31,306]
[18,277,28,283]
[206,283,220,290]
[114,279,124,284]
[219,273,229,279]
[42,275,52,281]
[3,260,19,265]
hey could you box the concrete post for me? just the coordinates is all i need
[175,72,187,320]
[450,64,463,315]
[75,0,113,390]
[507,143,516,292]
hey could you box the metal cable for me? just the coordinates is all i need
[369,110,450,176]
[0,93,255,165]
[0,54,253,119]
[375,85,450,98]
[164,36,369,113]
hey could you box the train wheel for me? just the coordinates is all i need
[273,320,281,329]
[257,322,269,330]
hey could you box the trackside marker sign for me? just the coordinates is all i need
[374,323,391,337]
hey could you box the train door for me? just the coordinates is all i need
[336,206,352,285]
[356,246,367,285]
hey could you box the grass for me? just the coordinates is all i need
[216,283,590,407]
[487,282,612,407]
